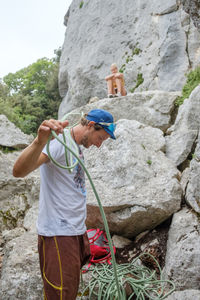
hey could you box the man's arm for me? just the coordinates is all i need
[114,72,124,79]
[13,119,68,178]
[105,74,114,81]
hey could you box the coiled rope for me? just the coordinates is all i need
[47,112,175,300]
[80,253,175,299]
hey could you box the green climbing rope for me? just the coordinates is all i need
[46,112,175,300]
[80,252,175,299]
[46,112,82,172]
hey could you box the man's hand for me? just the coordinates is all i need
[36,119,69,146]
[13,119,69,178]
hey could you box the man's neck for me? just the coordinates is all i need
[70,124,83,145]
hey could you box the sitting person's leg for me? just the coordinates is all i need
[106,78,115,97]
[115,75,127,96]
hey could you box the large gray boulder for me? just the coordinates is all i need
[164,207,200,290]
[0,232,43,300]
[0,115,33,149]
[165,85,200,166]
[59,90,180,132]
[59,0,200,115]
[84,119,182,238]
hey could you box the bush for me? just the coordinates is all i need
[176,66,200,106]
[130,73,144,93]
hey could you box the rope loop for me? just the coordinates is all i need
[46,112,83,172]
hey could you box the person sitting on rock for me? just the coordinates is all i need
[105,63,127,98]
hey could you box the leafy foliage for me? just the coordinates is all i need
[1,48,62,135]
[130,73,144,93]
[175,66,200,106]
[79,1,84,8]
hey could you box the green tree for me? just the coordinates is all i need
[1,49,62,135]
[0,80,9,99]
[4,58,54,96]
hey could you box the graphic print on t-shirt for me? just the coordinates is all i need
[73,147,86,195]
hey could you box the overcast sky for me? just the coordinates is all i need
[0,0,72,79]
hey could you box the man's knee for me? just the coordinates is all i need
[115,73,123,79]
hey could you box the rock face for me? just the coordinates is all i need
[0,115,33,149]
[0,120,41,299]
[165,85,200,166]
[58,0,200,115]
[60,90,180,131]
[164,207,200,290]
[185,130,200,213]
[0,233,43,300]
[0,151,40,232]
[181,0,200,30]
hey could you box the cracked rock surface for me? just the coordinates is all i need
[59,0,200,116]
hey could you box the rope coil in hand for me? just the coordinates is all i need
[46,112,175,300]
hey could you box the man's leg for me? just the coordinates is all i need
[38,234,90,300]
[115,75,127,96]
[107,78,115,96]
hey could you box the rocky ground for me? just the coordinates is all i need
[115,217,171,269]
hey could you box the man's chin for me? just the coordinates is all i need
[82,142,90,148]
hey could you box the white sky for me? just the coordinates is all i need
[0,0,72,79]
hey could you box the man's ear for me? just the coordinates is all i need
[88,121,95,128]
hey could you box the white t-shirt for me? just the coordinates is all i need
[36,130,87,236]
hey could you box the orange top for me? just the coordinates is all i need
[112,77,125,89]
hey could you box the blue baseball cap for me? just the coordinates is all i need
[86,109,116,139]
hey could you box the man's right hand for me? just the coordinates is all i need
[13,119,69,178]
[36,119,69,146]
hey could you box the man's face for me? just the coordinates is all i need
[111,66,118,74]
[81,126,110,148]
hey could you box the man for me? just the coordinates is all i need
[13,109,116,300]
[105,63,127,98]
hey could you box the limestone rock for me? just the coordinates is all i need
[185,131,200,212]
[0,151,40,231]
[112,235,132,249]
[180,167,190,193]
[60,91,180,132]
[181,0,200,30]
[165,129,197,166]
[59,0,200,115]
[23,201,39,233]
[0,232,43,300]
[165,289,200,300]
[0,115,33,149]
[2,228,25,244]
[165,85,200,166]
[84,119,182,238]
[164,207,200,290]
[88,96,99,104]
